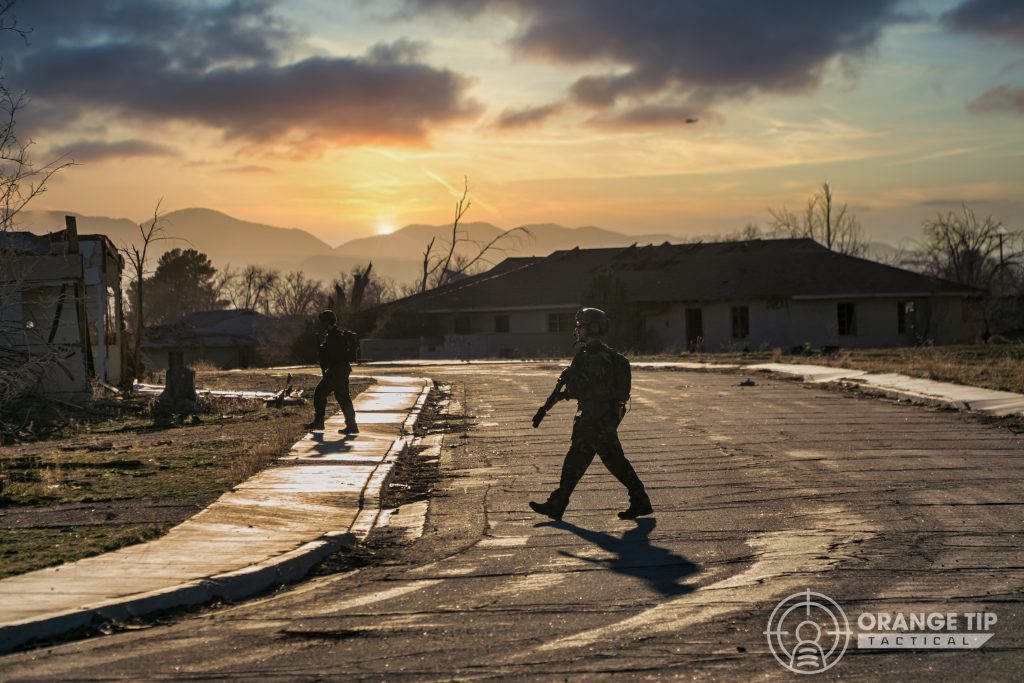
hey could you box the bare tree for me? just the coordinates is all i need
[349,262,373,312]
[210,264,237,308]
[330,262,395,314]
[270,270,326,318]
[417,177,532,292]
[737,222,762,241]
[431,178,473,288]
[120,200,170,366]
[418,235,436,294]
[912,204,1022,337]
[227,265,278,312]
[0,49,71,231]
[769,181,866,256]
[917,205,1017,288]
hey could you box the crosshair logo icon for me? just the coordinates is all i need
[764,589,851,674]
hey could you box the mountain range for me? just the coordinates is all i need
[20,208,902,285]
[20,209,689,284]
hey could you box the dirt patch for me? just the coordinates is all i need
[311,384,453,576]
[0,371,372,579]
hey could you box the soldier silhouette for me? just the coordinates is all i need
[305,310,358,434]
[530,308,652,520]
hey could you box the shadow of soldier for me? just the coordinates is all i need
[306,431,359,454]
[538,517,700,597]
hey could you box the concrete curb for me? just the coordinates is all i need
[633,361,1024,418]
[0,377,433,654]
[350,381,432,539]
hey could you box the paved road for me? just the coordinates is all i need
[3,364,1022,680]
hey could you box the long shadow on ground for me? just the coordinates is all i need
[538,517,700,597]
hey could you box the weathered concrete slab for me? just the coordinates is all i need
[657,361,1024,418]
[0,376,432,654]
[747,362,868,383]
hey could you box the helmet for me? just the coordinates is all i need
[575,307,609,337]
[318,310,337,326]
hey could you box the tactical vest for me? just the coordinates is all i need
[565,343,631,404]
[320,327,358,367]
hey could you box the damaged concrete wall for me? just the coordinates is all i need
[0,220,125,399]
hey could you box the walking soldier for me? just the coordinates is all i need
[530,308,652,521]
[305,310,359,434]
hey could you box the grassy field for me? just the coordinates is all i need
[0,369,371,579]
[637,344,1024,394]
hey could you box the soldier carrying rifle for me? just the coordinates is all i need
[530,308,652,521]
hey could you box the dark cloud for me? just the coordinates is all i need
[943,0,1024,44]
[968,85,1024,115]
[6,1,480,148]
[495,103,563,129]
[52,139,179,162]
[407,0,903,125]
[4,0,297,70]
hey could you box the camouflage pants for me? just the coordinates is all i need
[313,366,356,427]
[547,407,647,512]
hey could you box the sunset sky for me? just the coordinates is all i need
[6,0,1023,247]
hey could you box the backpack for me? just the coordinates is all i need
[610,349,631,403]
[322,327,360,366]
[341,329,360,363]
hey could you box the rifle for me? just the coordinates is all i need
[532,372,569,428]
[533,342,585,428]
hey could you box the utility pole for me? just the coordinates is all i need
[997,226,1006,297]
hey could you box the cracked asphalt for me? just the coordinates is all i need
[2,363,1022,681]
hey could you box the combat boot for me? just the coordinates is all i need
[304,419,325,430]
[529,499,565,521]
[618,494,653,520]
[342,424,359,434]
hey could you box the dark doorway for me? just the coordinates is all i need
[685,308,703,351]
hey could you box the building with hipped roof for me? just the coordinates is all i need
[365,239,976,359]
[141,309,294,371]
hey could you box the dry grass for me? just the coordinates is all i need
[0,371,373,578]
[787,346,1024,394]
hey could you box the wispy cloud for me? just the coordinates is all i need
[52,138,178,162]
[968,85,1024,116]
[495,103,564,130]
[218,164,279,175]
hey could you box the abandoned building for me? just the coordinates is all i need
[0,218,125,397]
[142,309,291,371]
[364,238,974,360]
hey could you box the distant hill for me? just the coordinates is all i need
[20,208,901,285]
[327,221,687,282]
[21,208,334,274]
[334,221,684,263]
[21,210,690,284]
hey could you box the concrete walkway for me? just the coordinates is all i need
[0,375,431,654]
[634,360,1024,417]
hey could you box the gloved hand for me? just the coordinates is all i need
[532,407,547,428]
[616,402,627,425]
